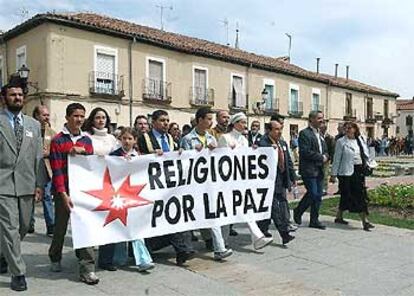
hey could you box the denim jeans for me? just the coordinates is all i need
[131,239,153,265]
[42,181,54,227]
[296,175,324,224]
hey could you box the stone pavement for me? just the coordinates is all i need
[1,207,413,296]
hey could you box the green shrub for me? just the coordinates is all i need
[369,184,414,209]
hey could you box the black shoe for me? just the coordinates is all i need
[334,218,349,225]
[205,239,214,251]
[11,275,27,291]
[191,232,199,242]
[229,228,238,236]
[46,225,54,237]
[28,225,35,234]
[99,264,117,271]
[176,252,191,266]
[293,208,302,225]
[322,191,328,196]
[263,231,272,238]
[363,222,374,231]
[280,232,295,245]
[0,257,7,274]
[309,223,326,230]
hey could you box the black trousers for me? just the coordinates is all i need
[258,191,290,233]
[146,231,192,254]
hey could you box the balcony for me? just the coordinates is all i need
[89,71,124,97]
[264,97,280,114]
[142,78,172,103]
[375,114,384,121]
[365,114,376,124]
[189,87,214,107]
[311,104,325,113]
[382,115,394,125]
[288,101,304,118]
[228,92,248,110]
[343,109,357,121]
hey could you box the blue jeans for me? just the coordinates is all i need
[42,181,54,227]
[296,175,324,224]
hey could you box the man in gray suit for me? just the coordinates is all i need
[0,80,44,291]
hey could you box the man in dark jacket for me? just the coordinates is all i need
[293,111,329,229]
[247,120,262,146]
[137,109,193,266]
[257,119,297,244]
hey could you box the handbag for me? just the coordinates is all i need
[357,137,373,176]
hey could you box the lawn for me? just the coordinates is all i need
[290,184,414,230]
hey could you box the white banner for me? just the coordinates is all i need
[68,147,277,249]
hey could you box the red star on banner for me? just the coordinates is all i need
[84,168,152,226]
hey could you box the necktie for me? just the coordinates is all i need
[277,142,285,172]
[14,115,23,153]
[161,134,170,152]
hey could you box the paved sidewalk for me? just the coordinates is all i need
[0,208,413,295]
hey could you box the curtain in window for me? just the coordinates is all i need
[96,53,115,94]
[264,85,274,110]
[290,89,298,112]
[194,69,207,103]
[312,93,320,111]
[149,60,163,98]
[232,76,243,107]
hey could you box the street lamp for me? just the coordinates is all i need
[17,64,39,94]
[252,88,268,132]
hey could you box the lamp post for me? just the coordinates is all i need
[15,64,39,94]
[253,88,268,132]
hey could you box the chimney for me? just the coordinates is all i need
[316,58,320,74]
[346,65,350,80]
[334,63,338,78]
[235,22,240,49]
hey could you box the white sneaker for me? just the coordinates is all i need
[137,262,155,272]
[253,236,273,250]
[50,261,62,272]
[213,248,233,261]
[79,272,99,285]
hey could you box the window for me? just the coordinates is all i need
[406,115,413,127]
[94,46,118,95]
[345,93,353,115]
[384,100,389,118]
[366,97,373,119]
[193,67,208,104]
[0,56,3,89]
[289,84,300,113]
[311,88,321,111]
[16,45,26,70]
[263,79,275,111]
[145,57,166,100]
[231,74,245,108]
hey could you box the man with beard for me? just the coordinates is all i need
[209,110,230,140]
[0,80,44,291]
[137,109,194,266]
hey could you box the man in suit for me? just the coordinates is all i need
[247,120,262,146]
[0,81,44,291]
[257,120,297,244]
[293,111,329,229]
[137,109,193,266]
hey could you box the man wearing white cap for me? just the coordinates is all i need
[218,112,273,250]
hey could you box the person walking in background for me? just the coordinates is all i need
[0,80,44,291]
[133,115,149,137]
[320,121,335,196]
[217,112,273,250]
[290,132,299,163]
[32,105,56,237]
[48,103,99,285]
[330,122,375,231]
[247,120,262,146]
[293,111,329,230]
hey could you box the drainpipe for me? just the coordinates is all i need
[128,37,136,127]
[334,63,338,78]
[316,57,320,74]
[346,65,349,81]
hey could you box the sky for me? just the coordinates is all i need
[0,0,413,98]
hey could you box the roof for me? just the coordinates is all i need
[397,100,414,111]
[1,12,399,98]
